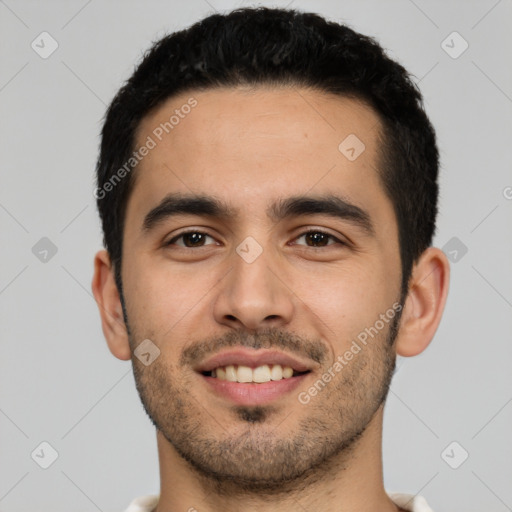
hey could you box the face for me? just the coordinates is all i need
[120,86,404,489]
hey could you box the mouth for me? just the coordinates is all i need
[201,364,310,383]
[194,349,314,406]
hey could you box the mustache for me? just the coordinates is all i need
[180,327,329,368]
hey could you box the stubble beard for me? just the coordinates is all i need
[128,313,400,496]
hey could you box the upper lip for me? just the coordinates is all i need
[194,348,314,373]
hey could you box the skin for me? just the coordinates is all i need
[92,86,450,512]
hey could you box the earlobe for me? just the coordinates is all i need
[395,247,450,357]
[91,250,132,361]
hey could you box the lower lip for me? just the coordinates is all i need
[200,373,309,406]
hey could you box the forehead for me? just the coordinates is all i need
[127,86,391,229]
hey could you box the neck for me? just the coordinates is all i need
[154,405,401,512]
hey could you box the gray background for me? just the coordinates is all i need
[1,0,511,510]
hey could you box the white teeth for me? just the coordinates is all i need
[237,365,253,383]
[282,366,293,379]
[225,365,237,382]
[211,364,297,383]
[253,364,271,383]
[270,364,283,380]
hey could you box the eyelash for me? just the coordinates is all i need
[165,229,345,248]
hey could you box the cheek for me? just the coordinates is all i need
[123,256,218,334]
[289,262,391,342]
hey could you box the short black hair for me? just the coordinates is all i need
[95,6,439,300]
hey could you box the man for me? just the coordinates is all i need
[92,7,449,512]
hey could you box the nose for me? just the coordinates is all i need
[213,245,295,331]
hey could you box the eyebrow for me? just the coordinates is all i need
[142,192,375,236]
[142,193,236,232]
[269,195,375,236]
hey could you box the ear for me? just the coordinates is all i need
[395,247,450,357]
[91,250,131,361]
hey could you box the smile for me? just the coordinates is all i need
[203,364,309,383]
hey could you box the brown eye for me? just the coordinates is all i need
[305,232,329,246]
[167,231,216,248]
[295,230,342,247]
